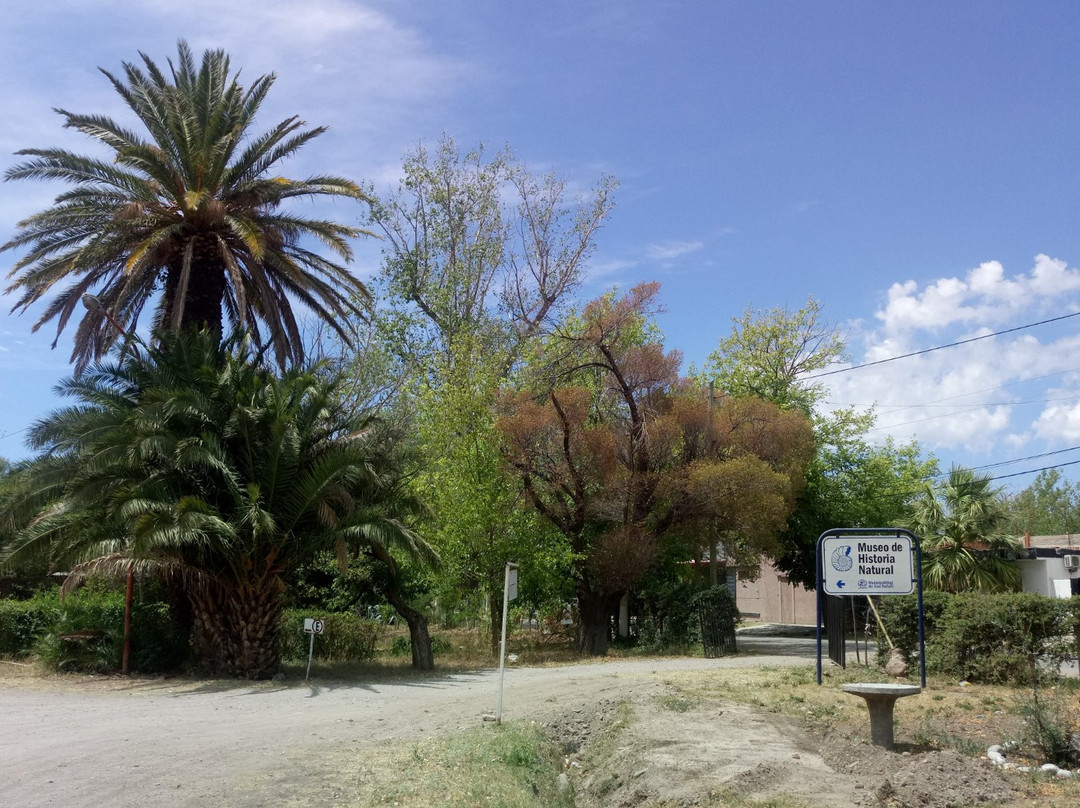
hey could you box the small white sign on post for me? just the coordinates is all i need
[821,535,914,596]
[507,566,518,602]
[303,618,324,681]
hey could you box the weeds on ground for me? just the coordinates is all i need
[1013,684,1080,769]
[361,721,574,808]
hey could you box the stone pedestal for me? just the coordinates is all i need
[841,683,922,749]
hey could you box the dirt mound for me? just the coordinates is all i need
[555,687,1023,808]
[863,749,1020,808]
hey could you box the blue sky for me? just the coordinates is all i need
[3,1,1080,490]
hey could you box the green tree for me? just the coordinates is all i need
[1,331,435,677]
[703,297,935,588]
[704,297,845,414]
[2,41,370,371]
[1005,469,1080,538]
[367,136,615,650]
[901,466,1021,593]
[775,415,937,588]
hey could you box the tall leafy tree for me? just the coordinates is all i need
[2,41,371,371]
[705,297,845,415]
[703,298,936,587]
[498,284,814,654]
[367,136,615,650]
[901,466,1021,593]
[1,331,435,677]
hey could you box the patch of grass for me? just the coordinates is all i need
[658,693,699,713]
[359,721,574,807]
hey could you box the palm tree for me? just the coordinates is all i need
[2,41,371,371]
[902,466,1021,593]
[2,330,436,677]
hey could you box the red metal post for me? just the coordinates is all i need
[122,565,134,675]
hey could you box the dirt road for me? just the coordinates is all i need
[0,643,824,808]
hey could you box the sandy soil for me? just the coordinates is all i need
[0,642,1028,808]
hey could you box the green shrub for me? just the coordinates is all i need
[0,592,59,657]
[930,592,1072,685]
[1015,686,1080,768]
[388,633,451,657]
[635,580,703,651]
[874,589,950,666]
[279,610,383,662]
[877,591,1074,685]
[3,582,187,673]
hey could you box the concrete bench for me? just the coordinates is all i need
[841,683,922,749]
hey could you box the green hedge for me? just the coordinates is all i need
[876,592,1077,685]
[0,586,187,673]
[279,609,382,662]
[3,597,384,671]
[0,595,55,658]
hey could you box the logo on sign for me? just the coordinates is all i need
[831,545,853,572]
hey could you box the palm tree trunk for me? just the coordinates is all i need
[165,247,226,338]
[190,575,285,679]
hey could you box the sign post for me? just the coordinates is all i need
[496,562,519,724]
[816,529,925,687]
[303,618,324,682]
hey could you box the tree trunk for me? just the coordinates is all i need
[576,588,620,656]
[164,245,226,338]
[384,584,434,670]
[189,575,285,679]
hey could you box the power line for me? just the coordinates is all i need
[928,446,1080,479]
[806,309,1080,380]
[982,458,1080,484]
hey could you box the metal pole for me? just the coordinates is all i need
[305,632,315,682]
[816,532,825,684]
[496,563,515,724]
[915,532,926,688]
[121,565,134,675]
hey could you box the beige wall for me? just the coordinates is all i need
[736,560,817,625]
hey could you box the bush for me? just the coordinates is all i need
[874,590,950,666]
[388,633,451,657]
[2,582,187,673]
[279,610,383,662]
[930,592,1073,685]
[877,591,1075,685]
[635,580,703,651]
[0,593,57,658]
[1015,686,1080,768]
[27,581,187,673]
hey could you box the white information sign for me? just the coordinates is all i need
[507,567,518,602]
[821,535,914,596]
[303,618,325,634]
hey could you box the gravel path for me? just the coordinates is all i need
[0,641,816,808]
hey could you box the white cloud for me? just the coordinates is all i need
[826,256,1080,458]
[646,240,703,262]
[877,255,1080,334]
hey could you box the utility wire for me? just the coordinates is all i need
[806,310,1080,380]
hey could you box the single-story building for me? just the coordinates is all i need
[1014,534,1080,598]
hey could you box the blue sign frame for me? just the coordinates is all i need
[815,527,926,688]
